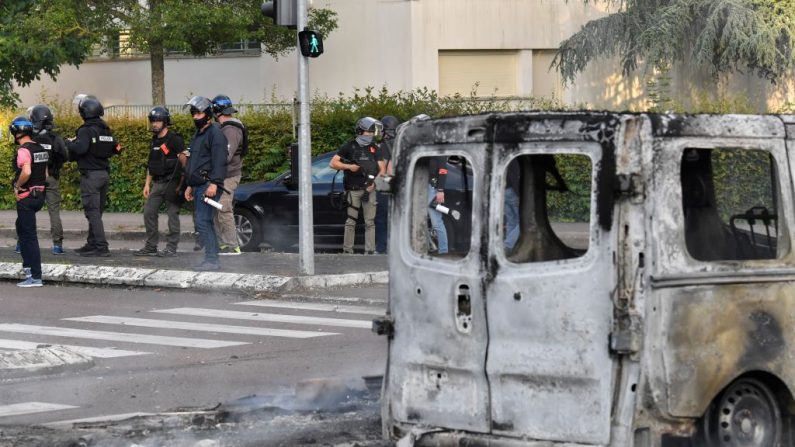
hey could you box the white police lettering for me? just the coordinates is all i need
[40,144,52,150]
[33,152,50,163]
[153,146,161,151]
[98,136,114,142]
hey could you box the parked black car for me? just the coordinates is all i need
[233,152,473,252]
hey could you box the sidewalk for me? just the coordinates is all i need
[0,211,388,294]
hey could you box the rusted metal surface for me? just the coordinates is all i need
[382,112,795,446]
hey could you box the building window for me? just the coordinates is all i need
[438,50,518,97]
[531,49,562,99]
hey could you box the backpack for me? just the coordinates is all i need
[220,120,248,159]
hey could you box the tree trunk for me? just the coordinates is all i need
[150,40,165,105]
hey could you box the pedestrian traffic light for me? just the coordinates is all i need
[298,30,323,58]
[261,0,297,28]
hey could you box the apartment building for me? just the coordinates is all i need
[14,1,791,112]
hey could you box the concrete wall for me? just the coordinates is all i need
[12,0,792,112]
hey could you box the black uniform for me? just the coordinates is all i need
[336,140,380,190]
[67,117,120,254]
[14,141,49,280]
[33,130,69,247]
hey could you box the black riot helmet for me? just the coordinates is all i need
[184,95,213,116]
[355,116,383,137]
[9,116,34,141]
[211,95,237,116]
[28,104,54,133]
[74,94,104,120]
[380,115,400,139]
[148,106,171,126]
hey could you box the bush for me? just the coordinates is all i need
[0,87,568,212]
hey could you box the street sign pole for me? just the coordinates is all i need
[297,0,315,275]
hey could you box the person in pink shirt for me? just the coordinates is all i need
[9,117,49,287]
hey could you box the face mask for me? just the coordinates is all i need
[356,135,374,146]
[150,123,163,134]
[193,115,211,130]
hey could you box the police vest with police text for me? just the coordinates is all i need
[12,142,49,190]
[78,122,118,159]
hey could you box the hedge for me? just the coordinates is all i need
[0,87,781,225]
[0,87,565,212]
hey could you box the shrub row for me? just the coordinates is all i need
[0,87,565,212]
[0,87,781,226]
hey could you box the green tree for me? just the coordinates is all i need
[105,0,338,104]
[0,0,337,107]
[554,0,795,85]
[0,0,106,107]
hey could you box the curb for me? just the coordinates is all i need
[0,228,195,242]
[0,262,388,294]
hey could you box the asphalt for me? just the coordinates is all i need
[0,210,389,294]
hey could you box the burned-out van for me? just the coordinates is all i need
[375,112,795,446]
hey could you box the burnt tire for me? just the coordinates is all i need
[234,207,262,252]
[700,378,783,447]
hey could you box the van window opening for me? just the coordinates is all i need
[409,155,474,259]
[681,148,785,261]
[503,153,592,262]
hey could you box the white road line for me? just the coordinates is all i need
[0,402,78,418]
[152,308,373,329]
[44,412,154,428]
[64,316,338,339]
[0,324,248,349]
[233,300,384,316]
[0,339,148,359]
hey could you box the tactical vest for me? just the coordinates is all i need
[343,142,380,189]
[148,134,180,178]
[220,120,248,158]
[12,142,49,190]
[78,122,117,159]
[33,132,65,175]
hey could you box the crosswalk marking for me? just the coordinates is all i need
[233,300,384,316]
[0,402,78,418]
[152,308,373,329]
[0,324,248,349]
[64,316,338,339]
[0,339,148,359]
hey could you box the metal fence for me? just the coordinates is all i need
[103,97,564,119]
[104,103,293,119]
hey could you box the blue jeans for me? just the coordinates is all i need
[375,192,389,253]
[194,184,220,262]
[428,185,448,254]
[17,195,45,279]
[504,186,520,250]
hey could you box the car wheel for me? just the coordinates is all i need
[700,378,783,447]
[235,208,262,252]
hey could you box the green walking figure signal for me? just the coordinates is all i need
[299,29,324,58]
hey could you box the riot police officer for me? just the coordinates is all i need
[134,106,186,257]
[211,95,247,256]
[183,96,228,271]
[28,104,69,255]
[66,95,121,257]
[330,117,383,254]
[10,116,49,287]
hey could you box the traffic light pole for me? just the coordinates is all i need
[296,0,315,275]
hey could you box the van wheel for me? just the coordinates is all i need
[701,378,782,446]
[235,208,262,252]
